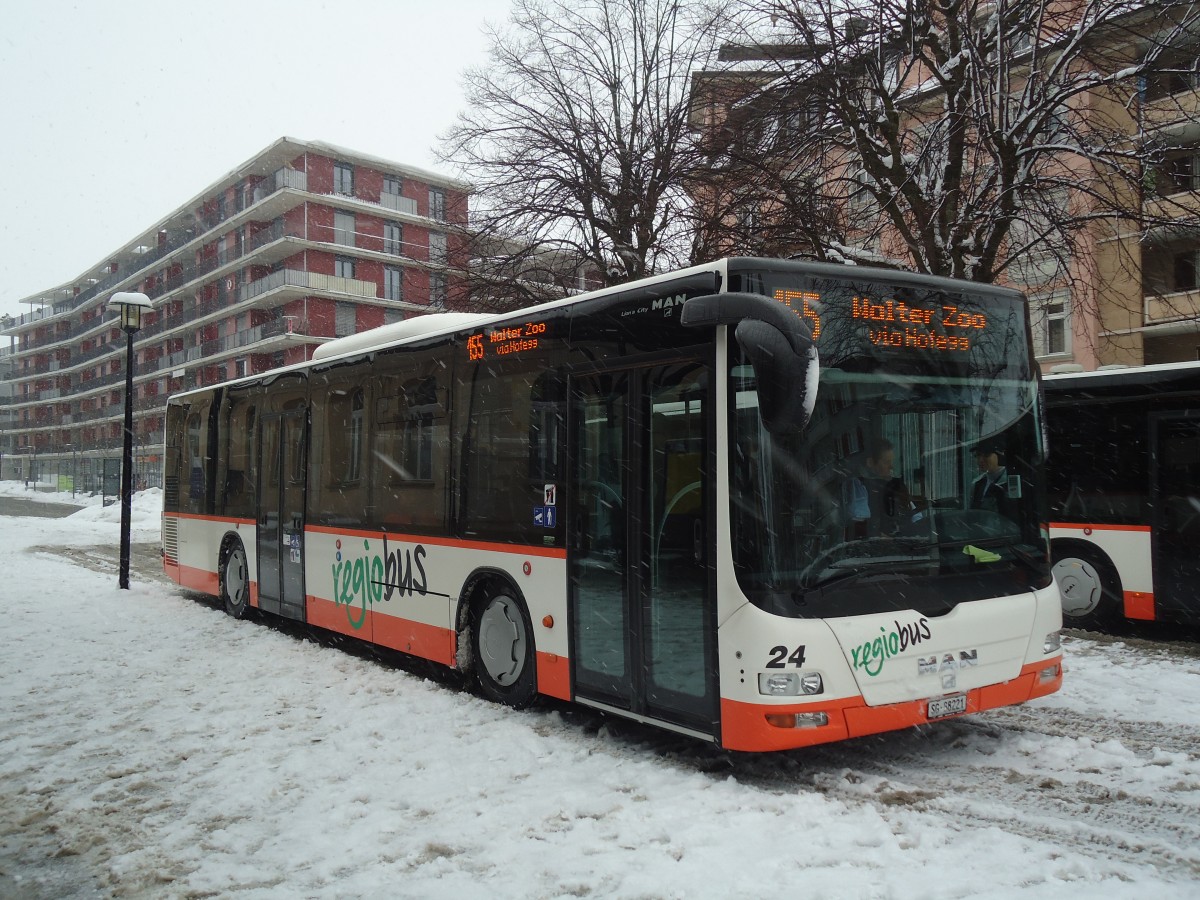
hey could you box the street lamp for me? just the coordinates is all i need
[108,291,151,590]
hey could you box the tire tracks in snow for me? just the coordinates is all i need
[712,705,1200,879]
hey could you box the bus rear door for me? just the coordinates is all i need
[257,396,308,621]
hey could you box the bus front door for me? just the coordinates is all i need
[569,360,717,737]
[1152,415,1200,619]
[257,406,307,621]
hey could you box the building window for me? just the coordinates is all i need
[429,272,447,308]
[334,211,355,247]
[384,266,404,302]
[428,231,447,265]
[334,162,354,196]
[1032,292,1070,357]
[335,302,356,337]
[1165,154,1200,194]
[1174,251,1198,292]
[383,174,403,196]
[428,188,446,221]
[384,222,404,255]
[235,358,248,379]
[335,256,356,279]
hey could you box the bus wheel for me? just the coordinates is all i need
[472,589,537,708]
[220,538,251,619]
[1052,546,1121,630]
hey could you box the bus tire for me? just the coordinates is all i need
[471,587,537,708]
[219,537,251,619]
[1051,542,1121,630]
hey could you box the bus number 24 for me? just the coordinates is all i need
[766,645,807,668]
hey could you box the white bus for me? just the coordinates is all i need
[1046,361,1200,630]
[162,257,1062,752]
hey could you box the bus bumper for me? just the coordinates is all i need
[718,657,1063,752]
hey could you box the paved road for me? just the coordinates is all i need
[0,495,85,518]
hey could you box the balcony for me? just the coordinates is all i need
[1142,85,1200,142]
[1144,188,1200,222]
[240,268,377,303]
[1144,288,1200,328]
[2,166,309,341]
[380,192,419,216]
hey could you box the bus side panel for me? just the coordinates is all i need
[304,527,570,694]
[1049,523,1154,618]
[163,514,258,601]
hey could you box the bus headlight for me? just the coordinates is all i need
[758,672,824,696]
[1043,631,1062,654]
[766,712,830,729]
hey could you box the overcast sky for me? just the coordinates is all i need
[0,0,501,321]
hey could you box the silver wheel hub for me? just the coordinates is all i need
[478,595,526,686]
[225,547,248,604]
[1053,557,1102,618]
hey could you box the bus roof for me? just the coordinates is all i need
[168,256,1027,402]
[309,312,498,361]
[1044,360,1200,390]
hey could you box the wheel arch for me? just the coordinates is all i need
[454,566,532,673]
[218,529,246,565]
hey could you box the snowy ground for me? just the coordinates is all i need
[2,482,1200,899]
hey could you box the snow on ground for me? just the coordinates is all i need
[2,482,1200,899]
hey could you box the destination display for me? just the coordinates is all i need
[772,288,992,354]
[465,320,549,362]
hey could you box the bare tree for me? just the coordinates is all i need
[440,0,734,309]
[692,0,1200,356]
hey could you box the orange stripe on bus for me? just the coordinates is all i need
[1124,591,1155,621]
[374,614,455,667]
[306,595,456,666]
[305,525,568,559]
[171,562,220,597]
[1048,522,1152,533]
[536,652,571,701]
[165,512,256,526]
[719,659,1062,753]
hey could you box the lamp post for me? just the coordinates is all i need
[108,292,151,590]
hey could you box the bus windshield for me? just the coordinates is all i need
[728,273,1052,619]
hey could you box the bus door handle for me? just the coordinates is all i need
[693,519,703,564]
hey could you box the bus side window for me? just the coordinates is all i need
[185,404,212,515]
[164,402,188,513]
[461,367,563,543]
[529,372,564,484]
[368,356,449,534]
[309,374,370,528]
[218,396,256,519]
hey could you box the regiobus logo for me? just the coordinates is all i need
[850,617,933,677]
[330,537,430,630]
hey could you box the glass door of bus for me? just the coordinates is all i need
[569,359,716,735]
[1152,414,1200,617]
[257,402,307,621]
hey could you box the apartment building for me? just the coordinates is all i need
[688,6,1200,373]
[0,137,470,491]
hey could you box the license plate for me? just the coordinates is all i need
[927,694,968,720]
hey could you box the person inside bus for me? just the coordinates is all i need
[970,441,1011,515]
[846,439,913,537]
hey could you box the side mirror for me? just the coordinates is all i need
[681,292,818,434]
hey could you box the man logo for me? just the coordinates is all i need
[918,649,979,676]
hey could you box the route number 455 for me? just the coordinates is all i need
[766,645,807,668]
